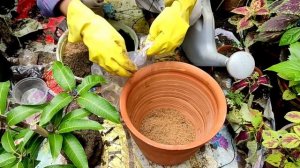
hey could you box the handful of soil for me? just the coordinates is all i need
[63,42,92,78]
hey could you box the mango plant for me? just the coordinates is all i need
[262,111,300,167]
[0,61,119,168]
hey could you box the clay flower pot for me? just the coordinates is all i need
[120,62,227,165]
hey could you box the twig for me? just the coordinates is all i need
[0,115,48,137]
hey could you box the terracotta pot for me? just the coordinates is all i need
[120,62,227,165]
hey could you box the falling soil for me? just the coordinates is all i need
[63,42,92,78]
[118,29,135,51]
[140,108,196,145]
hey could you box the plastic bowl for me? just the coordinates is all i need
[12,77,49,105]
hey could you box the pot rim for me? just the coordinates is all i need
[120,61,227,150]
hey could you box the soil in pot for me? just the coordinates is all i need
[118,29,135,52]
[139,108,196,145]
[63,42,91,78]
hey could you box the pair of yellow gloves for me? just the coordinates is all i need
[67,0,197,77]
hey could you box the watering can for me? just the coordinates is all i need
[182,0,255,79]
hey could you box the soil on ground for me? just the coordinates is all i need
[140,108,196,145]
[63,42,92,78]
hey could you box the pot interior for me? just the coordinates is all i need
[126,69,221,144]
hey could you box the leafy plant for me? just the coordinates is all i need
[267,42,300,100]
[262,111,300,167]
[0,61,119,167]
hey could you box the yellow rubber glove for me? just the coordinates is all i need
[67,0,137,77]
[164,0,175,7]
[147,0,197,56]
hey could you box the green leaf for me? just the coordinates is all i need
[266,58,300,81]
[52,61,75,92]
[226,109,243,124]
[282,133,300,148]
[77,75,106,95]
[21,158,40,168]
[250,109,263,129]
[18,130,35,152]
[52,110,63,129]
[285,162,298,168]
[289,42,300,61]
[45,165,76,168]
[77,92,119,123]
[27,136,44,159]
[1,130,16,153]
[262,130,280,148]
[11,162,24,168]
[285,111,300,123]
[289,81,300,87]
[266,152,284,167]
[294,126,300,137]
[40,93,73,125]
[48,134,63,159]
[57,119,103,133]
[62,134,88,168]
[7,105,43,126]
[0,153,17,167]
[245,140,258,164]
[279,27,300,46]
[0,81,10,114]
[61,109,91,122]
[240,103,252,122]
[2,160,18,168]
[283,89,297,100]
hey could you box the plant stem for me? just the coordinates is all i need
[280,123,296,131]
[0,115,49,137]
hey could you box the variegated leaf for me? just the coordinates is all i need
[256,8,269,15]
[235,131,250,145]
[273,0,300,15]
[262,139,280,148]
[245,32,258,48]
[285,111,300,123]
[283,90,297,101]
[294,126,300,138]
[258,15,299,32]
[262,130,279,140]
[231,7,250,15]
[237,17,254,32]
[282,133,300,148]
[265,152,284,167]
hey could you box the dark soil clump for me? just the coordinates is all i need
[140,108,196,145]
[63,42,92,78]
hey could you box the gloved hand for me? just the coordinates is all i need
[67,0,137,77]
[146,0,197,56]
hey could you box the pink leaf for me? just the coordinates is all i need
[250,82,259,93]
[237,17,254,32]
[256,8,269,15]
[235,131,250,144]
[232,80,249,92]
[231,7,250,15]
[258,14,299,32]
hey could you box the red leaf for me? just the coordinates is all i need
[237,17,254,32]
[232,80,249,91]
[250,82,259,93]
[235,131,250,144]
[17,0,36,19]
[231,7,250,15]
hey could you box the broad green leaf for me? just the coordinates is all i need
[77,75,106,95]
[279,27,300,46]
[289,81,300,87]
[283,90,297,100]
[250,109,263,129]
[0,81,10,114]
[240,103,252,122]
[2,160,18,168]
[285,162,298,168]
[62,134,88,168]
[7,105,43,126]
[262,139,280,148]
[1,130,16,153]
[49,134,63,159]
[0,153,16,167]
[21,158,40,168]
[27,136,44,159]
[45,165,76,168]
[61,109,91,122]
[294,126,300,137]
[57,119,103,133]
[295,85,300,95]
[282,133,300,148]
[267,59,300,81]
[77,92,120,123]
[18,130,35,152]
[289,42,300,61]
[285,111,300,123]
[226,109,242,124]
[266,152,284,167]
[11,162,24,168]
[52,61,75,91]
[40,93,73,125]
